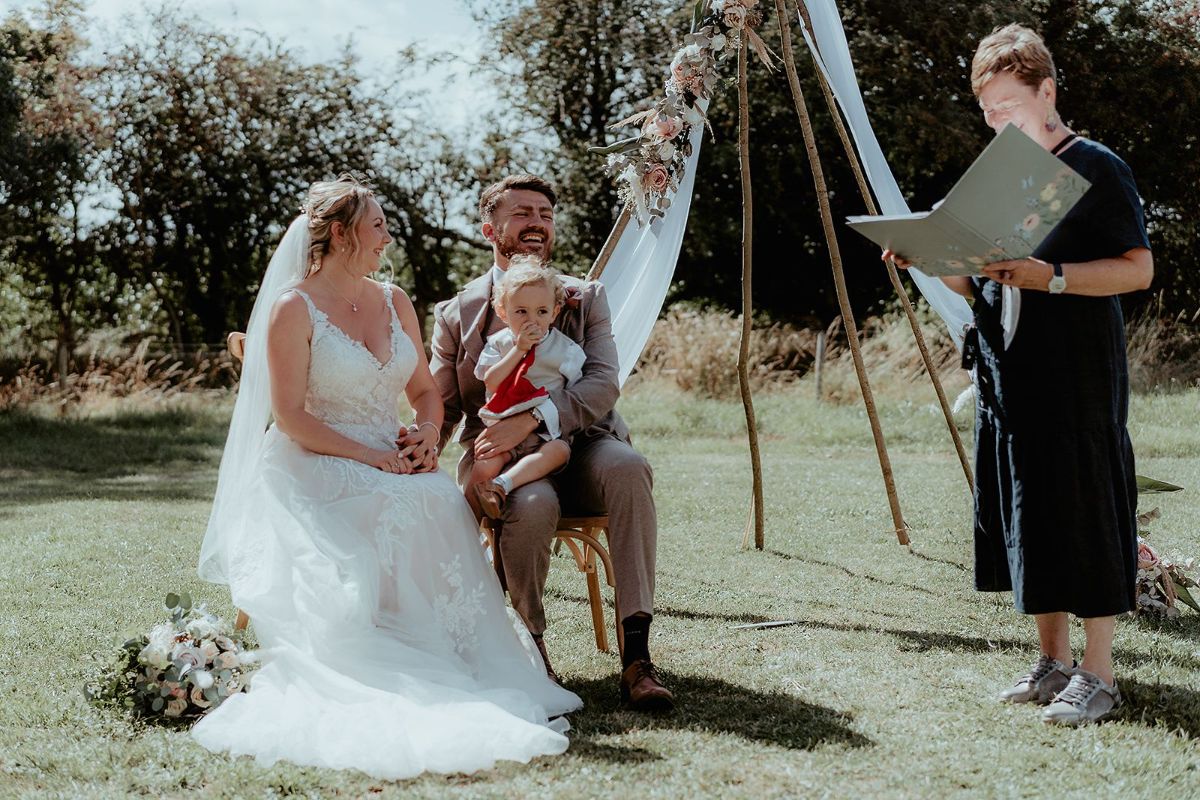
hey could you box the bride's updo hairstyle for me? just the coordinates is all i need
[303,173,376,276]
[492,255,567,314]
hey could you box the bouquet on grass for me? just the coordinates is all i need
[85,591,258,721]
[1136,523,1199,618]
[1133,476,1198,618]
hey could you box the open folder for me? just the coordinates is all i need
[845,125,1091,277]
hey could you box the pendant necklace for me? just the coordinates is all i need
[322,265,363,312]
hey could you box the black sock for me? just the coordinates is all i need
[621,614,651,668]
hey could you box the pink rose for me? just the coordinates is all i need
[1021,213,1041,232]
[214,652,240,670]
[164,697,187,717]
[190,687,212,708]
[643,164,670,194]
[1138,540,1159,570]
[649,114,684,141]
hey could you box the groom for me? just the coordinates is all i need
[430,174,673,710]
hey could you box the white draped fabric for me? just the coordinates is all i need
[600,121,705,386]
[798,0,974,345]
[598,2,972,383]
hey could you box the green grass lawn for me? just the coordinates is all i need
[2,383,1199,799]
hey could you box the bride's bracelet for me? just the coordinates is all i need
[414,421,439,440]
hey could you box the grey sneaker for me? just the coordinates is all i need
[997,655,1073,704]
[1042,669,1122,726]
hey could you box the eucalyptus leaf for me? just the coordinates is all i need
[179,591,192,611]
[1173,581,1200,613]
[152,697,164,712]
[1136,475,1184,494]
[165,592,180,610]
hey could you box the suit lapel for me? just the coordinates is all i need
[460,273,495,363]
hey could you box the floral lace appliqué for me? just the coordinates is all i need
[433,555,487,655]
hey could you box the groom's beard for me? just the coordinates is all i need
[496,226,553,263]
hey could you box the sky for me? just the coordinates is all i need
[6,0,489,128]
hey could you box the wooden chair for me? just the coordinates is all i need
[480,515,623,656]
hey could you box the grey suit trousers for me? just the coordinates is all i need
[458,431,656,635]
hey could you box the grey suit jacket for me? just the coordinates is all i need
[430,271,628,460]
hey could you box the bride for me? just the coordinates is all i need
[193,174,581,778]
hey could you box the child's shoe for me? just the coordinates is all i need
[474,481,508,520]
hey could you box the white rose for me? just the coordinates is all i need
[214,652,240,670]
[147,623,175,649]
[200,641,220,662]
[191,669,215,690]
[724,5,748,29]
[138,644,172,670]
[657,141,677,161]
[185,618,217,641]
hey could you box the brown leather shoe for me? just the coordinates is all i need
[620,660,674,711]
[473,481,507,520]
[531,635,562,686]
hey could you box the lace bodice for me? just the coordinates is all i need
[292,285,415,446]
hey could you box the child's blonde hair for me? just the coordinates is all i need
[492,256,567,313]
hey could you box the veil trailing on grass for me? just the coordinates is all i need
[197,215,309,584]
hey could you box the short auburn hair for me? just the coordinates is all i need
[970,23,1056,97]
[478,174,557,223]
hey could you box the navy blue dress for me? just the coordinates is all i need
[971,138,1151,618]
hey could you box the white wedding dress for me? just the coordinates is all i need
[192,284,581,778]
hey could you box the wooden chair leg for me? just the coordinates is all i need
[584,543,609,652]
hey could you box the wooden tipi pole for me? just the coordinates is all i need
[772,0,908,545]
[793,0,973,493]
[737,40,766,550]
[586,206,632,281]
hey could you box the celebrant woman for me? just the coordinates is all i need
[886,23,1152,725]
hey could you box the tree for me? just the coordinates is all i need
[0,0,108,378]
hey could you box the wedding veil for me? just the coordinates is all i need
[198,214,310,584]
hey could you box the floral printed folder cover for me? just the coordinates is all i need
[846,124,1092,277]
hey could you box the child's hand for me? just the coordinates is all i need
[515,322,542,352]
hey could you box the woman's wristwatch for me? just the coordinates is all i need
[1048,262,1067,294]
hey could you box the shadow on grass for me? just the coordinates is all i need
[1130,611,1200,642]
[1116,677,1200,738]
[566,671,873,755]
[544,586,774,626]
[907,548,971,573]
[0,409,225,506]
[766,551,940,598]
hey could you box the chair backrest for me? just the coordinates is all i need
[227,332,246,362]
